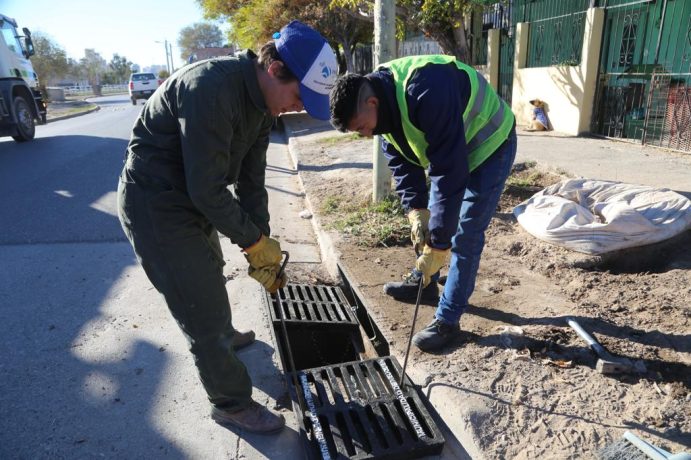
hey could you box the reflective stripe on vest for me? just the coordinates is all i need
[380,55,515,171]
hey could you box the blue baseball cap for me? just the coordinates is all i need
[274,21,338,120]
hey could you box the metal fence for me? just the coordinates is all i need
[471,30,489,66]
[352,39,443,75]
[62,84,128,97]
[591,0,691,153]
[516,0,591,67]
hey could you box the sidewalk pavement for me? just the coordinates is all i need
[278,112,691,459]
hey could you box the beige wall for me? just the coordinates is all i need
[511,8,605,135]
[476,65,490,84]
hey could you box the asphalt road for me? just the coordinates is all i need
[0,95,304,458]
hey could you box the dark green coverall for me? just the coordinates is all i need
[117,50,273,410]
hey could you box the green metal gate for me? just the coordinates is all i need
[499,25,515,104]
[483,2,516,104]
[592,0,691,152]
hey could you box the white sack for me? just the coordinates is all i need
[513,179,691,255]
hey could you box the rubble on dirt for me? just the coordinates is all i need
[288,128,690,459]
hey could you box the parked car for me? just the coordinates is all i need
[128,73,161,105]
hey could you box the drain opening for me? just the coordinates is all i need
[263,282,445,458]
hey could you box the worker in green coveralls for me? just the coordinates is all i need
[117,21,337,433]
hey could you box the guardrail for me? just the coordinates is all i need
[62,84,128,97]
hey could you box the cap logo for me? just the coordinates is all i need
[301,43,338,96]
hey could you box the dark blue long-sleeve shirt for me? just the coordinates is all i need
[369,63,472,249]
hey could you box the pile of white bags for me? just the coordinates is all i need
[513,179,691,255]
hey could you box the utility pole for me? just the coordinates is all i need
[167,41,174,73]
[164,40,171,74]
[372,0,396,202]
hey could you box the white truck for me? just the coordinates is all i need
[0,13,46,142]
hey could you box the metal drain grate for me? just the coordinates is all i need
[269,284,359,328]
[293,357,445,459]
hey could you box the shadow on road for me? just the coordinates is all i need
[0,134,181,457]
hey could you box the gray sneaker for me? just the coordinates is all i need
[232,329,255,350]
[211,400,285,434]
[412,319,460,352]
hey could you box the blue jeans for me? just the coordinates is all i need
[435,131,517,325]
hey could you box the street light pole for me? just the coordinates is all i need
[156,40,172,74]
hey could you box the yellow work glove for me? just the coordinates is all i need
[243,235,287,293]
[244,234,282,268]
[408,208,430,253]
[248,265,288,294]
[415,244,450,287]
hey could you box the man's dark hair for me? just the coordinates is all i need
[329,73,368,132]
[257,41,297,82]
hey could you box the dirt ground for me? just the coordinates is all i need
[291,131,690,459]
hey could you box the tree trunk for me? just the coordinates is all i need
[453,25,470,63]
[342,40,355,73]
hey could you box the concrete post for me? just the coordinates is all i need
[372,0,395,202]
[487,29,500,91]
[578,8,605,133]
[511,22,530,114]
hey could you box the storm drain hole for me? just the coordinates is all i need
[350,410,372,453]
[365,405,388,449]
[304,373,321,408]
[335,412,356,456]
[380,403,404,445]
[360,365,381,398]
[320,370,336,405]
[395,396,434,440]
[333,367,351,403]
[317,415,337,457]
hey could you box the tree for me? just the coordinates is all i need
[197,0,372,73]
[30,33,69,97]
[177,22,224,62]
[333,0,493,63]
[109,54,134,84]
[80,49,107,95]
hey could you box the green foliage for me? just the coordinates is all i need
[31,33,69,94]
[324,194,410,247]
[80,49,107,90]
[158,69,171,79]
[108,54,134,84]
[197,0,372,71]
[177,22,224,62]
[331,0,491,61]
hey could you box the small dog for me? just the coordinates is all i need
[526,99,551,131]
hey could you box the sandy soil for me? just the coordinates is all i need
[291,130,691,459]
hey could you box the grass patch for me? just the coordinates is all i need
[323,194,409,247]
[506,170,546,187]
[316,132,364,146]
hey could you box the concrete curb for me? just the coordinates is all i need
[284,127,343,280]
[282,117,483,460]
[47,105,100,123]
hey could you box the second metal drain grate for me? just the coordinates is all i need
[294,357,445,459]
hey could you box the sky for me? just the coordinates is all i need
[1,0,228,70]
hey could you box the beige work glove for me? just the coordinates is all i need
[415,244,450,287]
[249,265,288,294]
[408,208,430,253]
[243,235,287,293]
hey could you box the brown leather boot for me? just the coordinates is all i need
[232,329,255,350]
[211,400,285,433]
